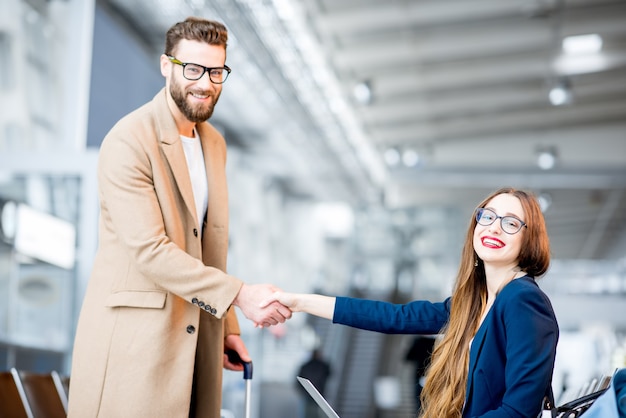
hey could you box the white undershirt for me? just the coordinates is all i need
[180,131,208,229]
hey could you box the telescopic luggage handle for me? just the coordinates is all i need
[226,349,253,380]
[226,349,253,418]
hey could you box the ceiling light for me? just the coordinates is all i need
[553,53,610,76]
[562,34,603,55]
[549,78,573,106]
[384,147,400,167]
[537,148,558,170]
[402,149,419,167]
[538,193,552,213]
[353,81,372,105]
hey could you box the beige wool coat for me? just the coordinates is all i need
[68,88,244,418]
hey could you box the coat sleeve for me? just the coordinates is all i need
[333,297,450,334]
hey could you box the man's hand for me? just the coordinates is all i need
[233,283,292,328]
[223,334,250,371]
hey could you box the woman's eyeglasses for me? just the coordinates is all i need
[475,208,527,234]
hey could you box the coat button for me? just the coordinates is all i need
[186,325,196,334]
[192,297,198,305]
[193,228,198,237]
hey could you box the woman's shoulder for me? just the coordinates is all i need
[497,276,555,312]
[495,276,559,336]
[501,275,540,294]
[496,276,551,305]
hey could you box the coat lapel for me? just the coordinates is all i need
[197,123,229,271]
[153,89,197,226]
[162,141,197,224]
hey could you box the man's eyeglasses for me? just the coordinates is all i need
[475,208,527,235]
[167,56,231,84]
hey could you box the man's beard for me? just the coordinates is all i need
[169,77,220,123]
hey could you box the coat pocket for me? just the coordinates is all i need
[105,290,167,309]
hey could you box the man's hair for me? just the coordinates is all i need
[164,17,228,56]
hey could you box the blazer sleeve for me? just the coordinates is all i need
[333,297,450,334]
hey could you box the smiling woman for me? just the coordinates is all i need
[473,193,529,277]
[262,187,559,418]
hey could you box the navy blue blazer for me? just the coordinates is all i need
[333,276,559,418]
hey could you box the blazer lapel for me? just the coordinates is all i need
[465,317,490,408]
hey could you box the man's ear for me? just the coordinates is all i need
[159,54,170,78]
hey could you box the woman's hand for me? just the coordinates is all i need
[260,291,301,311]
[259,292,336,321]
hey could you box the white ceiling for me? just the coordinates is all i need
[101,0,626,261]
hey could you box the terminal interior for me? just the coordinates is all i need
[1,0,626,416]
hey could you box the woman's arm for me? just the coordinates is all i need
[262,292,336,320]
[262,292,450,334]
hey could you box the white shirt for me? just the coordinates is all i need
[180,131,208,230]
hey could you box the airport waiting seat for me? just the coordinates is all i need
[554,373,614,417]
[10,368,67,418]
[50,370,69,413]
[0,370,29,418]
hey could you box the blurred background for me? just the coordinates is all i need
[0,0,625,417]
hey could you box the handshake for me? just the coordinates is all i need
[233,284,334,328]
[232,283,294,328]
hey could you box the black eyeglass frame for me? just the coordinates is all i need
[475,208,527,235]
[167,55,231,84]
